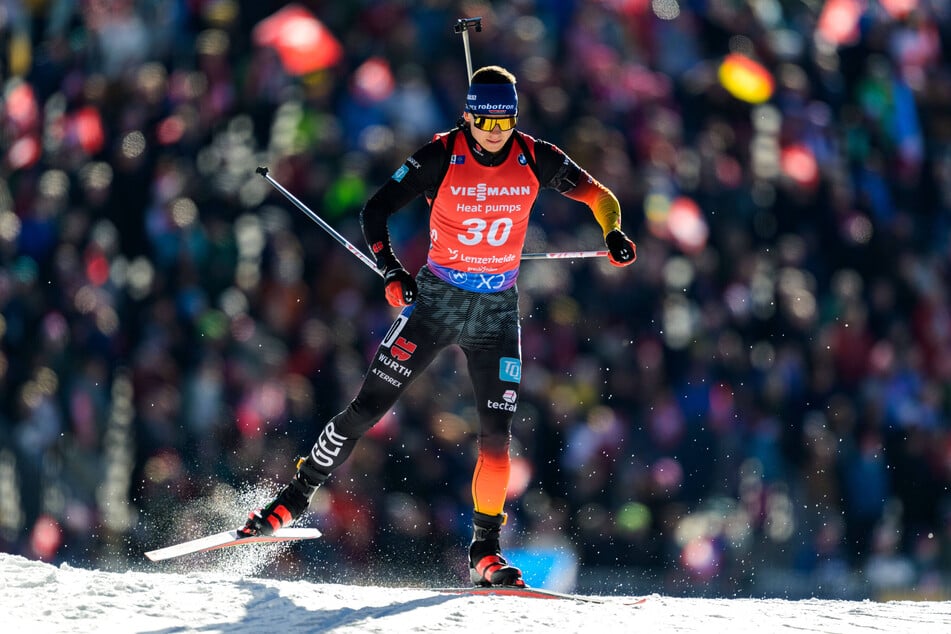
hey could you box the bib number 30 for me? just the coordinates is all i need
[458,218,513,246]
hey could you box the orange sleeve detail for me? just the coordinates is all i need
[562,176,622,237]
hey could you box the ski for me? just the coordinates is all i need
[432,586,648,605]
[145,527,322,562]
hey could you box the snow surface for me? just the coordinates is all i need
[2,553,949,633]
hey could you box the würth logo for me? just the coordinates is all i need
[390,336,417,362]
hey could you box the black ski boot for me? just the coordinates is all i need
[469,511,525,587]
[239,456,327,537]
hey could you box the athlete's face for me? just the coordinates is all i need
[464,112,516,153]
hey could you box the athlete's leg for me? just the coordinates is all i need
[465,345,520,516]
[241,304,446,537]
[307,310,441,474]
[309,267,476,475]
[463,314,523,586]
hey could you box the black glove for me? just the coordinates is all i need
[383,267,418,307]
[605,229,636,267]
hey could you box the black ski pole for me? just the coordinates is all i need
[256,166,384,277]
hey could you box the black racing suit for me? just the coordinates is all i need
[306,126,593,481]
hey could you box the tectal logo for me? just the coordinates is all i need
[487,389,518,412]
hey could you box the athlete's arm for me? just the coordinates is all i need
[533,140,622,237]
[360,139,449,270]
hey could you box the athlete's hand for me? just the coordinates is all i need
[605,230,636,267]
[383,267,418,306]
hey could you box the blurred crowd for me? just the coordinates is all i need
[1,0,951,599]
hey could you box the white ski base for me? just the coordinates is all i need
[145,527,322,561]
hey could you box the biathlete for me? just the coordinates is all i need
[239,65,636,587]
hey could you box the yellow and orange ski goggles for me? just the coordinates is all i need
[471,115,518,132]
